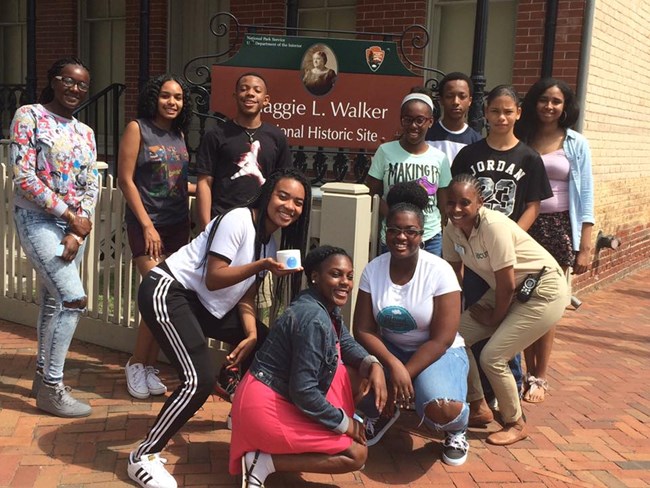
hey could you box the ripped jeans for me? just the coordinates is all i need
[360,339,469,433]
[390,340,469,433]
[14,207,87,384]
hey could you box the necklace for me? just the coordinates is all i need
[235,121,261,143]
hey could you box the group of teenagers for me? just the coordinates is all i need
[9,56,593,488]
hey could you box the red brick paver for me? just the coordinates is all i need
[1,268,649,487]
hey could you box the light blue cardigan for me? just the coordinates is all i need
[563,129,595,250]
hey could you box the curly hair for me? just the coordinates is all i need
[38,56,90,104]
[137,74,193,134]
[386,180,428,227]
[515,77,580,143]
[303,245,350,281]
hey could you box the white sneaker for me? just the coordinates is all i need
[145,366,167,396]
[126,360,150,399]
[128,452,177,488]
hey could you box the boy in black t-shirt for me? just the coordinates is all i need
[193,72,292,229]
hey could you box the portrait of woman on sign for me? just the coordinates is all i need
[302,44,338,96]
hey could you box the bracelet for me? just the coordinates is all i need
[360,354,383,377]
[67,233,84,245]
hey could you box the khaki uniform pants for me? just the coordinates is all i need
[460,270,568,423]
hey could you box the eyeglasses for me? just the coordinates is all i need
[54,76,90,92]
[386,226,424,238]
[400,116,431,128]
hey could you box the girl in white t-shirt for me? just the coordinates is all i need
[127,168,311,488]
[354,181,470,467]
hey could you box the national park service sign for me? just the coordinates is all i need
[211,34,420,150]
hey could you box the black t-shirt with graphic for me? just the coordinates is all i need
[452,139,552,222]
[193,119,292,216]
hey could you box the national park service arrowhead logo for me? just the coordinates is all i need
[366,46,385,72]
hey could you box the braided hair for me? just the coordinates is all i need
[449,173,483,200]
[137,74,193,134]
[386,180,428,227]
[199,168,311,308]
[38,57,90,104]
[303,245,351,281]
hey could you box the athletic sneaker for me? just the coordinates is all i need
[442,431,469,466]
[36,381,92,418]
[126,360,150,399]
[30,369,43,398]
[128,452,177,488]
[145,366,167,396]
[365,408,400,447]
[214,364,241,402]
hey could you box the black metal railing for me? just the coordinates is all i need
[74,83,127,178]
[0,84,28,140]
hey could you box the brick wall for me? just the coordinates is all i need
[124,0,168,123]
[512,0,585,94]
[35,0,78,98]
[356,0,426,74]
[575,0,650,293]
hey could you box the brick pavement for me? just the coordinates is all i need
[1,268,649,487]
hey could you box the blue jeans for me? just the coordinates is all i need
[361,339,469,433]
[14,207,87,384]
[463,268,524,398]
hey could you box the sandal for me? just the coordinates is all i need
[523,376,548,403]
[241,450,265,488]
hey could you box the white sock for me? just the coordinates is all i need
[244,451,275,484]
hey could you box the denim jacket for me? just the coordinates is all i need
[564,129,595,250]
[250,289,375,433]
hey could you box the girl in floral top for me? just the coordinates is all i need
[10,57,98,418]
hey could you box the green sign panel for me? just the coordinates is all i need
[211,34,421,150]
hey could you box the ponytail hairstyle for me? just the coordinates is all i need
[386,180,428,227]
[485,84,520,107]
[38,57,90,104]
[199,168,312,315]
[137,74,193,134]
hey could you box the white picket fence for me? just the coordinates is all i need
[0,152,378,354]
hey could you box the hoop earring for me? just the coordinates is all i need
[420,241,425,249]
[559,111,567,123]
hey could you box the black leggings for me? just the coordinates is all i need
[134,267,268,458]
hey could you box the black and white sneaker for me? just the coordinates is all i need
[127,451,177,488]
[442,431,469,466]
[214,364,241,402]
[365,408,400,447]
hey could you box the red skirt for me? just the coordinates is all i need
[228,352,355,475]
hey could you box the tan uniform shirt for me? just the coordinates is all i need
[442,207,562,289]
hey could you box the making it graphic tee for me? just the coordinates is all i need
[368,141,451,242]
[452,139,552,222]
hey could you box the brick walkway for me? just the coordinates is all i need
[1,269,649,487]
